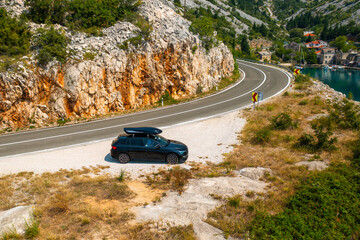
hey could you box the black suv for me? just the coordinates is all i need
[110,127,188,164]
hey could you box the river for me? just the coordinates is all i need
[302,68,360,101]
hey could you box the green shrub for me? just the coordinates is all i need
[228,196,241,208]
[36,27,69,65]
[158,90,179,105]
[253,127,272,145]
[57,118,71,126]
[25,218,40,239]
[0,8,31,56]
[25,0,68,25]
[295,117,337,151]
[248,164,360,239]
[83,51,96,60]
[117,169,125,182]
[295,74,311,84]
[329,98,360,130]
[282,91,290,97]
[191,45,198,54]
[36,27,69,66]
[128,35,143,47]
[299,99,308,105]
[271,112,298,130]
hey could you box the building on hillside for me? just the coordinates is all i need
[304,33,316,37]
[319,48,336,64]
[334,50,349,65]
[285,42,301,52]
[257,51,272,61]
[305,40,328,51]
[249,39,272,50]
[304,31,315,36]
[347,51,360,67]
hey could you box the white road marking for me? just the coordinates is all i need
[0,68,247,138]
[0,61,291,158]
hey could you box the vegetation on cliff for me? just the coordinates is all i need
[186,6,257,58]
[0,8,31,56]
[25,0,141,30]
[35,27,69,65]
[206,75,360,239]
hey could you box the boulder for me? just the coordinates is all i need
[0,206,33,235]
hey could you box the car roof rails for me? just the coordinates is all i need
[124,127,162,135]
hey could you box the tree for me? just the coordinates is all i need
[306,49,317,64]
[259,24,268,37]
[240,35,250,55]
[330,36,354,53]
[0,8,31,56]
[174,0,181,7]
[289,28,303,38]
[189,16,215,50]
[26,0,68,24]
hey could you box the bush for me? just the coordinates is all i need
[253,127,272,145]
[329,98,360,130]
[25,218,40,239]
[295,117,337,151]
[228,195,241,208]
[25,0,68,25]
[0,8,31,56]
[158,90,179,105]
[271,112,298,130]
[248,164,360,239]
[299,99,308,105]
[36,27,69,65]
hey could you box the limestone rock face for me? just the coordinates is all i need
[0,0,234,130]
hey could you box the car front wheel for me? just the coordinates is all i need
[166,153,179,164]
[118,153,130,164]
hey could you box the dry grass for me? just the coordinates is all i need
[0,166,175,239]
[206,83,359,238]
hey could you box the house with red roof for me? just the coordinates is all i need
[305,40,328,51]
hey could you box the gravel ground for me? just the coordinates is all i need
[0,111,246,178]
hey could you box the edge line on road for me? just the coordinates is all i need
[0,69,246,138]
[0,61,290,159]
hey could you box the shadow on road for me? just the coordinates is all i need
[104,153,167,165]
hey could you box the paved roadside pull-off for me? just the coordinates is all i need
[133,175,268,240]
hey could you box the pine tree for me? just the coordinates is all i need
[241,35,250,55]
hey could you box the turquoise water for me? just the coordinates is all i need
[302,68,360,101]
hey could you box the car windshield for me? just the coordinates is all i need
[154,135,169,146]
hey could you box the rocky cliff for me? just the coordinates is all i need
[0,0,234,130]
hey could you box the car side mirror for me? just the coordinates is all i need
[155,144,161,149]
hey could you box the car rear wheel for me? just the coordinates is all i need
[118,153,130,164]
[166,153,179,164]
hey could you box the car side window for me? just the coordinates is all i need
[128,137,145,146]
[144,138,157,148]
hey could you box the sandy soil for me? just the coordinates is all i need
[0,111,246,178]
[133,175,268,240]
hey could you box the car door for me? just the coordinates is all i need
[144,138,165,161]
[126,137,147,161]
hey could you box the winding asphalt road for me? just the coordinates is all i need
[0,60,290,158]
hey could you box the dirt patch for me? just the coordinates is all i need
[132,174,268,240]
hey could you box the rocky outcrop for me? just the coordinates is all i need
[0,0,234,130]
[0,206,33,235]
